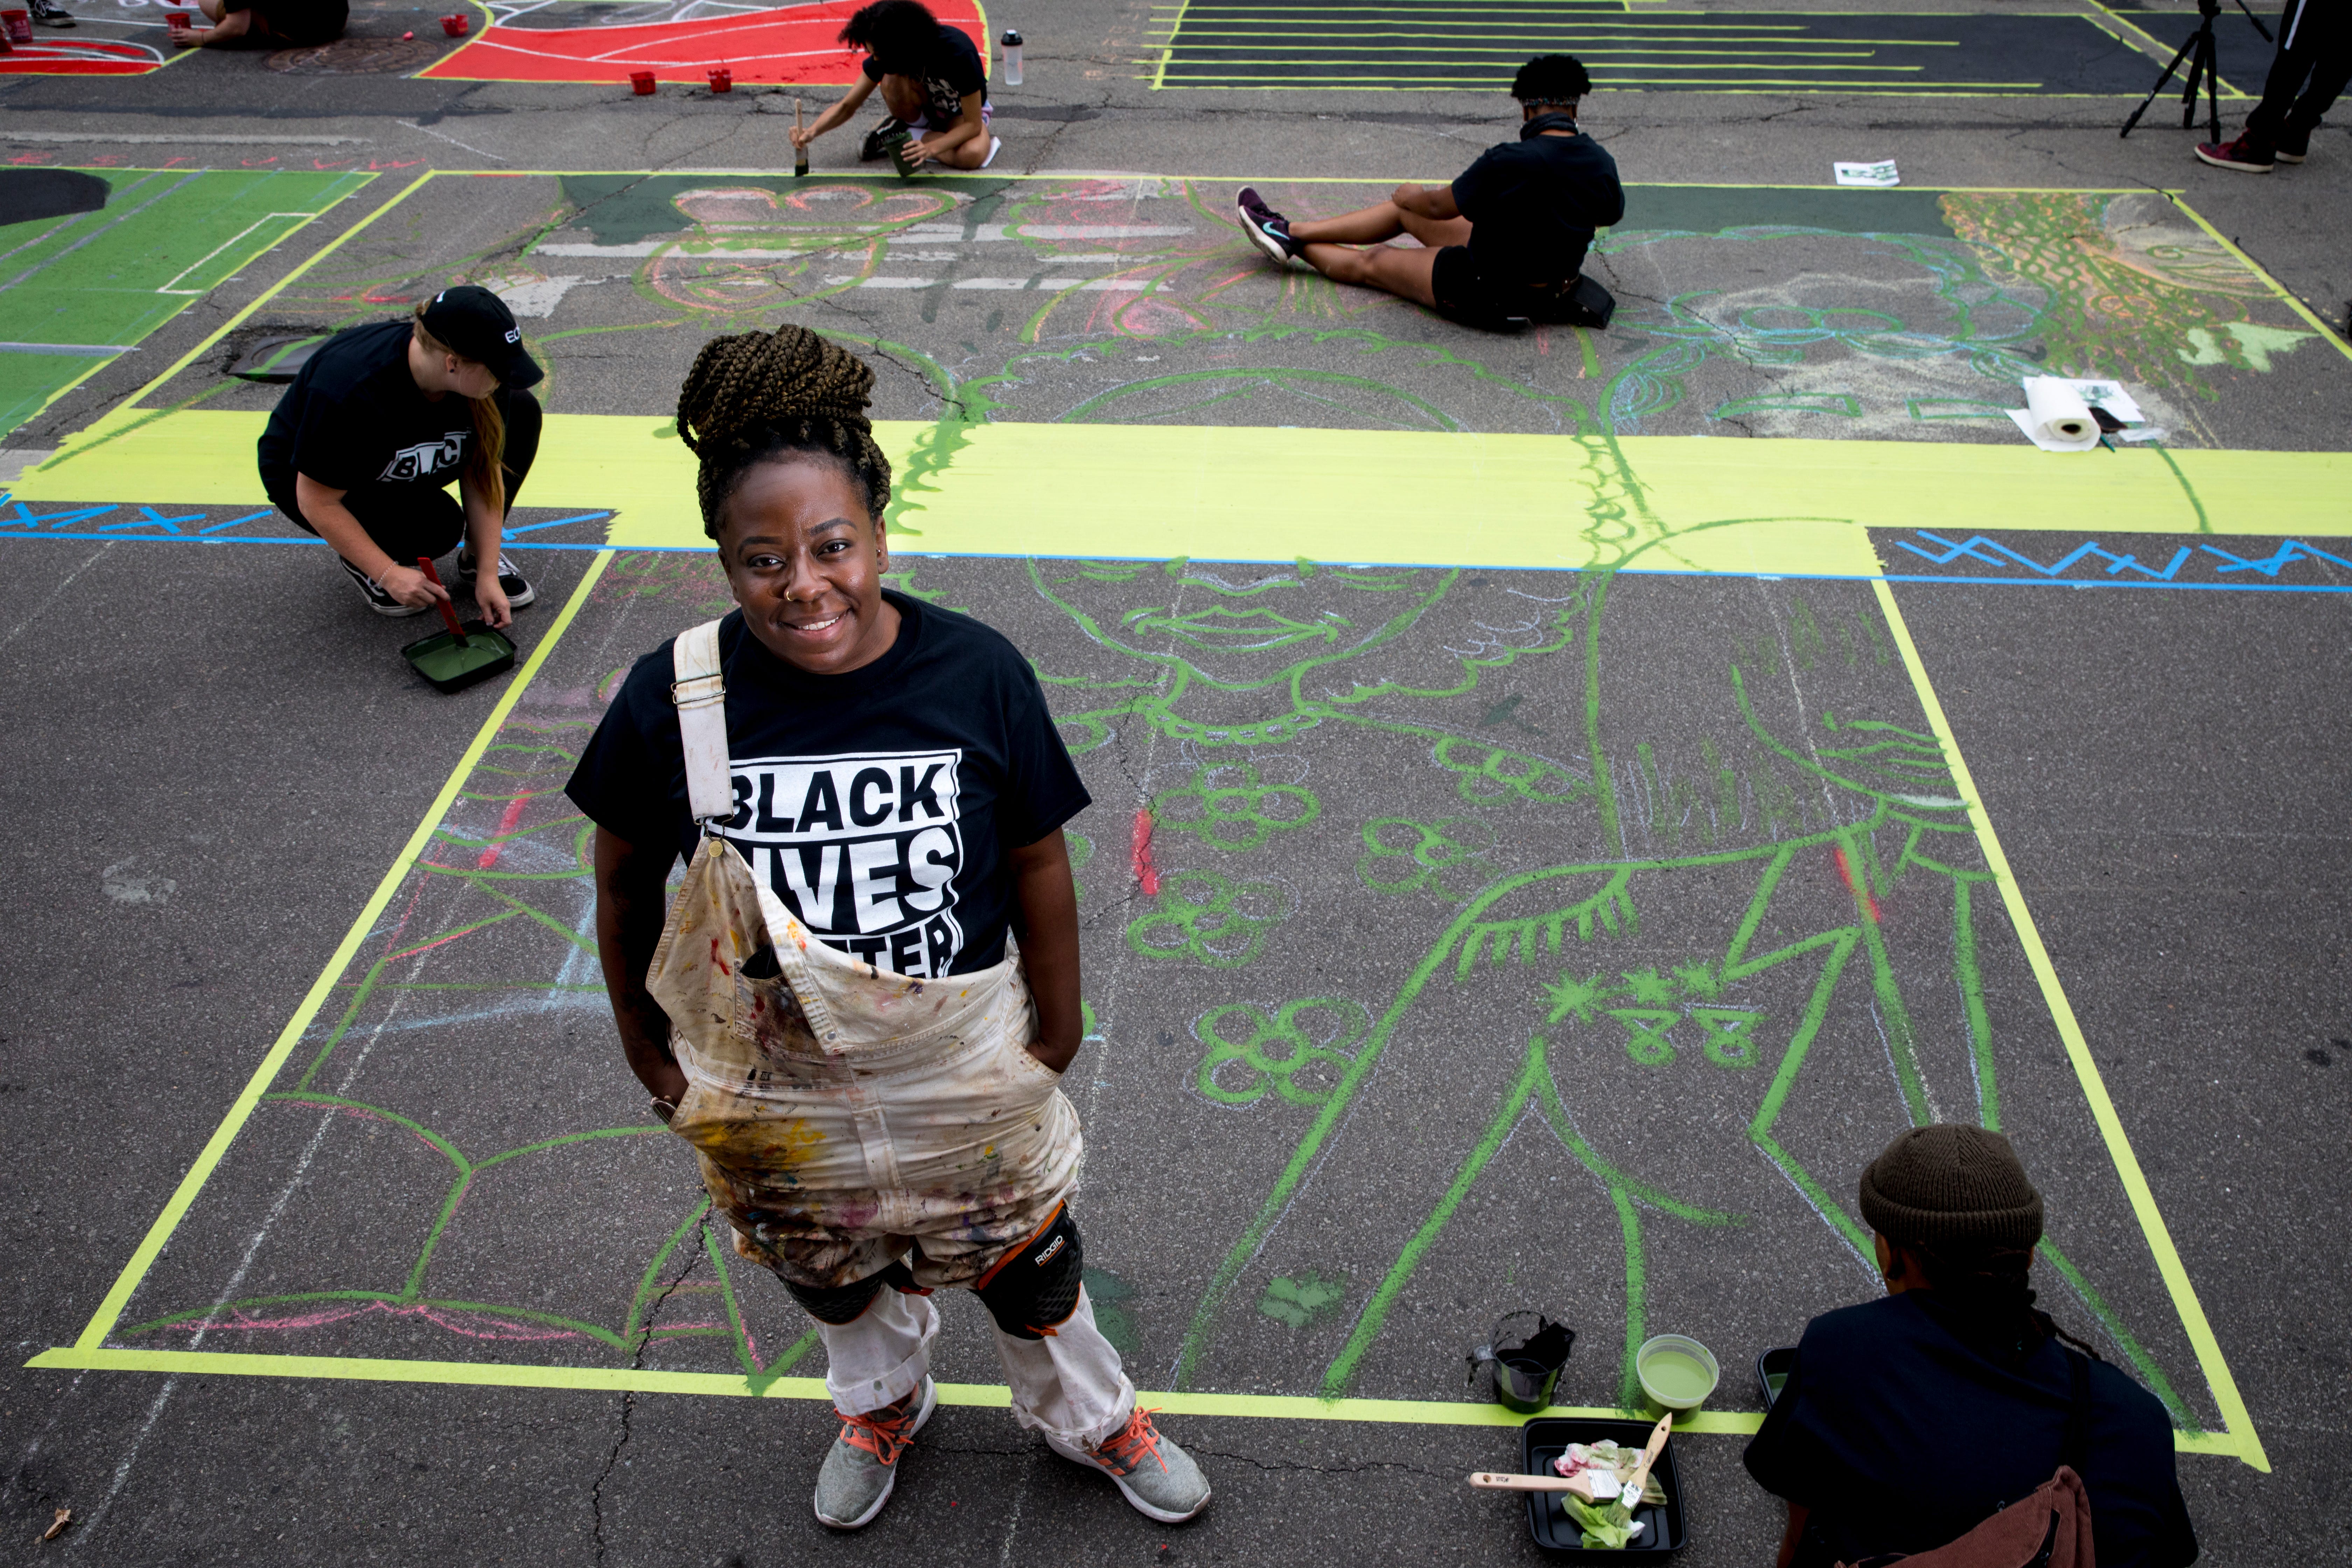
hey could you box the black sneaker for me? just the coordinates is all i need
[2194,133,2273,173]
[1236,188,1303,266]
[30,0,74,26]
[2274,131,2308,163]
[458,548,536,608]
[860,118,908,162]
[339,555,430,617]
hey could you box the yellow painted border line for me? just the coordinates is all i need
[372,168,2161,194]
[63,548,617,1354]
[16,1346,2248,1455]
[2172,195,2352,363]
[1870,575,2269,1474]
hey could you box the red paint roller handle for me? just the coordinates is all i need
[416,556,467,645]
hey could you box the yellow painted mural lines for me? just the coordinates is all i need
[63,551,617,1358]
[1871,576,2269,1474]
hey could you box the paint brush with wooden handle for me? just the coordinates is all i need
[1607,1413,1675,1532]
[1468,1471,1616,1503]
[417,555,467,646]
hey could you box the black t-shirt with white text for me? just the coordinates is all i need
[1450,128,1624,288]
[258,319,475,499]
[1743,1292,2198,1568]
[566,594,1088,980]
[861,22,987,126]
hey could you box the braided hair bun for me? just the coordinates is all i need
[675,325,893,538]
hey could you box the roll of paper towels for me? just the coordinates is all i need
[2016,377,2099,450]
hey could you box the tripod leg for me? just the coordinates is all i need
[2203,34,2222,142]
[2121,33,2198,135]
[2180,36,2205,125]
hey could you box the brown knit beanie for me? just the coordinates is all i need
[1858,1125,2043,1251]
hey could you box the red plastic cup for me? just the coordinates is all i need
[629,70,656,95]
[439,12,467,35]
[1,9,32,44]
[166,9,191,24]
[707,67,731,92]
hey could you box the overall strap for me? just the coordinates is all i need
[670,619,733,826]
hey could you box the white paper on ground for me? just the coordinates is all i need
[2058,378,2145,424]
[1834,160,1901,187]
[2009,376,2100,450]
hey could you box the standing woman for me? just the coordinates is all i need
[258,286,540,623]
[567,326,1210,1533]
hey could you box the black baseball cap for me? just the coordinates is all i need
[419,285,544,389]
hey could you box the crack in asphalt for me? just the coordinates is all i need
[588,1225,707,1563]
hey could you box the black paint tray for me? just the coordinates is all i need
[400,621,517,692]
[1520,1417,1689,1560]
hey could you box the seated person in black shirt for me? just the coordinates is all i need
[1745,1126,2199,1568]
[794,0,1000,172]
[258,287,541,624]
[168,0,346,49]
[1235,54,1621,328]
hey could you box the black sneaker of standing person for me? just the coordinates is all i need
[860,117,909,161]
[2274,128,2310,162]
[457,547,536,609]
[1236,188,1305,266]
[338,555,432,617]
[30,0,75,26]
[2196,132,2276,172]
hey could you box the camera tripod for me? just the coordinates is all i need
[2121,0,2272,142]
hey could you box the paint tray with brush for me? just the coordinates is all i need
[401,620,516,692]
[398,555,517,692]
[1520,1418,1688,1559]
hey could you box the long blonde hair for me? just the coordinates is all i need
[412,306,507,515]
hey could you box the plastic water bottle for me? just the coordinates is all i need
[1000,28,1023,86]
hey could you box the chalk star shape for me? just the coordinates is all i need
[1543,972,1615,1025]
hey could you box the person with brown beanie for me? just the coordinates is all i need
[1743,1126,2198,1568]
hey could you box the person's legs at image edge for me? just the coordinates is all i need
[789,1273,942,1529]
[457,387,539,608]
[2278,9,2350,159]
[2204,0,2323,167]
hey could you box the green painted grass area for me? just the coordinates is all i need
[0,167,373,438]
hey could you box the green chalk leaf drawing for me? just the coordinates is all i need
[1258,1272,1347,1330]
[1195,997,1371,1107]
[1128,869,1298,968]
[1355,815,1497,902]
[1154,761,1321,852]
[1436,737,1591,806]
[2176,322,2314,374]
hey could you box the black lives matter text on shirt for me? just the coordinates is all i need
[721,749,969,979]
[861,22,988,126]
[1449,130,1625,289]
[258,319,475,497]
[565,593,1090,980]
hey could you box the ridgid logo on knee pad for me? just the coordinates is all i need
[719,751,968,978]
[376,433,468,483]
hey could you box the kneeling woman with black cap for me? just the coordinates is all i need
[258,286,543,625]
[1745,1126,2198,1568]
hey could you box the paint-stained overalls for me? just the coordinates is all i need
[643,619,1133,1439]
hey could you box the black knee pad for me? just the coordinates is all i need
[973,1205,1084,1340]
[785,1259,924,1325]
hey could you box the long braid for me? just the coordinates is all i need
[675,325,893,537]
[1917,1242,2104,1365]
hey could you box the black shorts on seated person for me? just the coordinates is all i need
[268,387,541,566]
[1430,243,1605,329]
[223,0,349,47]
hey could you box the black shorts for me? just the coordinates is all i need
[1430,244,1595,329]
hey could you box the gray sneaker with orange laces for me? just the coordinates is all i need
[1044,1406,1212,1523]
[813,1377,936,1529]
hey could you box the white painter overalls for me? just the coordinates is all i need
[643,620,1134,1439]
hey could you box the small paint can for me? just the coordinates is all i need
[0,9,32,44]
[707,66,730,91]
[629,69,656,94]
[439,11,467,35]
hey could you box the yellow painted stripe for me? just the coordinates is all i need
[15,413,2351,560]
[1869,575,2269,1474]
[2172,196,2352,364]
[15,1346,2249,1455]
[65,550,617,1354]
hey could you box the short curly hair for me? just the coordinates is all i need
[1511,54,1592,106]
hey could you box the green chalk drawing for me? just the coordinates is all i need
[1083,1268,1142,1355]
[1194,997,1370,1106]
[2177,322,2315,373]
[1354,815,1496,902]
[1154,761,1320,852]
[1128,868,1297,968]
[1259,1272,1348,1330]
